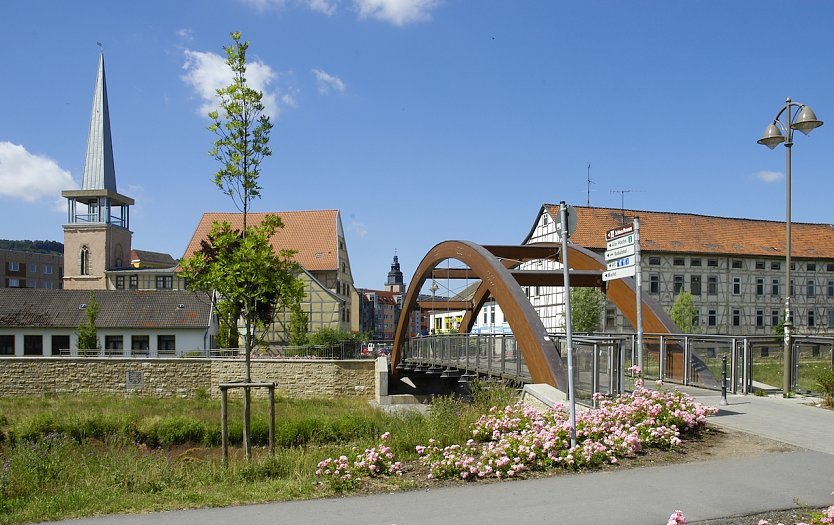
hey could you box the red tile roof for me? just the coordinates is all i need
[541,205,834,259]
[182,210,342,271]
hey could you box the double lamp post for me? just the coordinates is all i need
[757,97,823,395]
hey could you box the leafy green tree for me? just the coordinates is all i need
[569,287,606,333]
[669,291,698,334]
[180,31,302,460]
[288,302,309,346]
[76,292,100,350]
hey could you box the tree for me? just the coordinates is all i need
[669,291,698,334]
[76,292,100,350]
[180,31,302,460]
[288,302,309,346]
[569,287,606,333]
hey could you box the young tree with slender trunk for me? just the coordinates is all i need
[181,32,303,460]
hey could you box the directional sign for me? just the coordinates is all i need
[606,224,634,240]
[604,243,635,261]
[555,204,577,237]
[606,255,635,271]
[603,265,637,281]
[606,234,635,251]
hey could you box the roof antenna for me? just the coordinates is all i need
[611,189,632,225]
[586,162,593,207]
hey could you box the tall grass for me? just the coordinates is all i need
[0,385,517,524]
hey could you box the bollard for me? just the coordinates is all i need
[720,354,729,406]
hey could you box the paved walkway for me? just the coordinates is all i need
[40,389,834,525]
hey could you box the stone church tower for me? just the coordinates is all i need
[384,253,405,293]
[62,53,133,290]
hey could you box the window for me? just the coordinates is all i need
[8,262,19,272]
[771,261,781,270]
[790,262,796,271]
[8,278,20,288]
[129,275,138,289]
[650,274,659,294]
[790,279,795,297]
[808,310,816,327]
[772,279,780,296]
[828,309,834,328]
[755,261,765,270]
[674,275,684,294]
[692,311,700,327]
[828,263,834,272]
[673,257,685,266]
[0,335,14,355]
[829,281,834,297]
[707,259,718,267]
[733,277,741,294]
[756,310,764,327]
[131,336,150,355]
[808,263,817,272]
[605,308,616,329]
[23,335,43,356]
[158,335,176,354]
[756,278,764,296]
[43,265,52,274]
[42,281,52,289]
[104,336,123,354]
[52,335,70,356]
[483,310,488,324]
[708,310,717,327]
[648,256,661,266]
[690,259,702,267]
[691,275,701,296]
[772,310,780,327]
[115,276,125,289]
[28,263,37,273]
[732,309,741,327]
[808,280,816,297]
[156,276,173,289]
[707,276,717,295]
[80,246,89,276]
[732,260,742,269]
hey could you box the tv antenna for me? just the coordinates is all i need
[586,163,593,207]
[610,189,639,225]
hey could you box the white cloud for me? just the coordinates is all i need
[239,0,336,15]
[348,220,368,238]
[305,0,338,15]
[354,0,439,25]
[176,28,194,41]
[0,142,76,202]
[312,68,346,94]
[753,170,784,183]
[182,49,281,119]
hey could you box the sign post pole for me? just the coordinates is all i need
[634,217,643,374]
[559,201,577,449]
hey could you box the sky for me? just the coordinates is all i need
[2,1,834,293]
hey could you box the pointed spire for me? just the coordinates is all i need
[82,52,117,192]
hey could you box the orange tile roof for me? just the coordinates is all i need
[182,210,342,271]
[541,205,834,259]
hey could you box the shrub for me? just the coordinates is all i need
[155,416,206,446]
[817,368,834,406]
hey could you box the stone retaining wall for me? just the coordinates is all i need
[0,358,376,399]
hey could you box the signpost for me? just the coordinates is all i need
[559,201,577,449]
[602,219,643,373]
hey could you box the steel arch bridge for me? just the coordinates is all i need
[390,240,680,390]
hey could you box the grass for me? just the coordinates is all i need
[0,383,513,525]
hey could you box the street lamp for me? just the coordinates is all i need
[757,97,823,396]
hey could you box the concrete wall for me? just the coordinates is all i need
[0,357,375,399]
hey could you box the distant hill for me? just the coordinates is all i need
[0,240,64,255]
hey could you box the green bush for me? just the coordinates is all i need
[817,368,834,406]
[155,416,206,446]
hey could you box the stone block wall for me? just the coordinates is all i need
[0,358,375,399]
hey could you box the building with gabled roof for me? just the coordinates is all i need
[183,210,357,345]
[0,289,214,357]
[523,204,834,336]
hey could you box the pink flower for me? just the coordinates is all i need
[666,510,687,525]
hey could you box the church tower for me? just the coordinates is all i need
[62,53,133,290]
[384,253,404,293]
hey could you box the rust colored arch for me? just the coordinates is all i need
[391,240,568,388]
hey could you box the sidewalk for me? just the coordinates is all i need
[39,389,834,525]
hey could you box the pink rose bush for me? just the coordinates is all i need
[316,432,402,490]
[416,386,718,480]
[674,491,834,524]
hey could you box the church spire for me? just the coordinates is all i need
[82,52,117,192]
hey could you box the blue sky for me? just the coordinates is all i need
[2,1,833,291]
